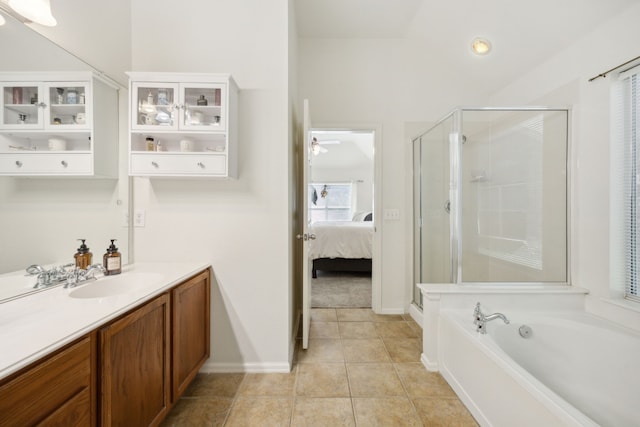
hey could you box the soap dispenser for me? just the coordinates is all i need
[74,239,92,269]
[103,239,122,275]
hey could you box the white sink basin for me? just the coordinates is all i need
[69,272,164,299]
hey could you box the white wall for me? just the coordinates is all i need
[130,0,294,371]
[487,3,640,330]
[28,0,131,86]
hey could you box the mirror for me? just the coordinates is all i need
[0,10,129,301]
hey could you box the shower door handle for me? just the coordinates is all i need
[444,200,451,214]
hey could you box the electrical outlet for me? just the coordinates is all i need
[134,209,146,227]
[383,208,401,221]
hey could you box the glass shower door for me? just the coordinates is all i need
[413,115,455,306]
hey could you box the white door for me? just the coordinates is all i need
[299,99,315,349]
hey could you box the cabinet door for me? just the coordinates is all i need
[179,83,226,131]
[172,269,211,400]
[0,335,95,427]
[100,294,170,427]
[131,82,179,131]
[45,81,92,130]
[1,82,44,129]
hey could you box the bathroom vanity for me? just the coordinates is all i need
[0,262,210,426]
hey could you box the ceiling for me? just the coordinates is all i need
[311,130,374,170]
[294,0,637,94]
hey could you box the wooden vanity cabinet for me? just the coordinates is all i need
[98,268,211,425]
[0,268,210,426]
[0,334,96,427]
[171,269,211,400]
[99,293,171,427]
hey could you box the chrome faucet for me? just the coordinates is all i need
[27,263,74,288]
[473,302,509,334]
[64,264,106,288]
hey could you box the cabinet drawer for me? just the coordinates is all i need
[0,153,92,175]
[0,336,93,427]
[130,153,226,176]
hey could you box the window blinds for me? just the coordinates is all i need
[615,68,640,303]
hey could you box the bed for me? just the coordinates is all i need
[308,220,373,278]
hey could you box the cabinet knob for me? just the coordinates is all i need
[61,160,68,168]
[37,102,47,109]
[197,162,205,168]
[151,161,159,168]
[15,160,23,167]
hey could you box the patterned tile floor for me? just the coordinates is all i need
[162,308,478,426]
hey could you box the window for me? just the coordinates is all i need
[614,67,640,303]
[309,183,353,222]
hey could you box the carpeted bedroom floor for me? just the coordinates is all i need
[311,271,372,308]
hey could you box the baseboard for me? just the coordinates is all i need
[409,302,423,327]
[200,361,292,373]
[376,307,406,315]
[420,352,439,372]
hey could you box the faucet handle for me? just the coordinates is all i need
[473,302,484,324]
[25,264,46,276]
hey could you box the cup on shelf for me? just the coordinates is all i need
[48,137,67,151]
[180,139,193,152]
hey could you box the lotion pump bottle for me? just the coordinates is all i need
[103,239,122,275]
[74,239,92,269]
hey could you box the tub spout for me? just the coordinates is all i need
[473,302,509,334]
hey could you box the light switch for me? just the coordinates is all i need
[384,208,400,221]
[134,209,146,227]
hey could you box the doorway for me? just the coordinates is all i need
[308,129,377,308]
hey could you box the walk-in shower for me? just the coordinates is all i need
[412,108,569,307]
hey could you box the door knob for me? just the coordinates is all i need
[296,233,315,241]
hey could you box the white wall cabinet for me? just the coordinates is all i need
[127,72,238,178]
[0,72,119,177]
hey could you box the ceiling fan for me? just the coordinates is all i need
[311,137,341,155]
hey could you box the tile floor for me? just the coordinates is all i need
[161,308,478,426]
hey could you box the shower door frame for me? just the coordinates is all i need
[413,106,572,306]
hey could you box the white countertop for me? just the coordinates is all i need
[417,283,590,295]
[0,261,210,380]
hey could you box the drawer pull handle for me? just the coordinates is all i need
[61,160,68,168]
[151,161,159,168]
[15,160,23,167]
[197,162,205,168]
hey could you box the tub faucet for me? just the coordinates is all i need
[473,302,509,334]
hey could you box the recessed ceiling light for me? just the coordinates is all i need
[471,38,492,56]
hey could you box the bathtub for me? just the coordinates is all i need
[438,309,640,427]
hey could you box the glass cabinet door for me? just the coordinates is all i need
[132,83,179,130]
[46,82,91,129]
[180,83,226,131]
[1,83,44,129]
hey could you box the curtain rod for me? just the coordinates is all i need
[589,55,640,82]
